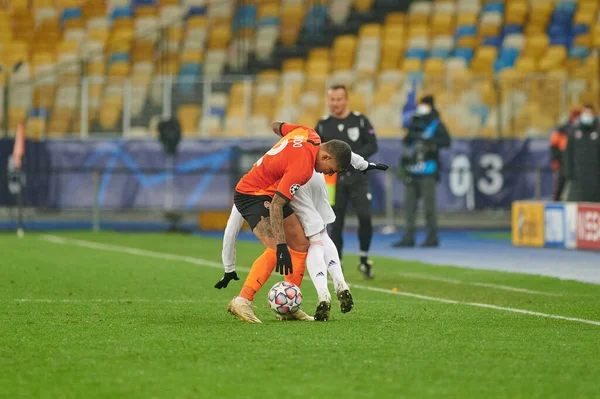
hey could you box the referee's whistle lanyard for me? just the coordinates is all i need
[406,119,440,175]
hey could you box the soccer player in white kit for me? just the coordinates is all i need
[219,152,388,321]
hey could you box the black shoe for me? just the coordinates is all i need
[358,260,374,279]
[420,236,439,247]
[392,236,415,247]
[336,289,354,313]
[314,300,331,322]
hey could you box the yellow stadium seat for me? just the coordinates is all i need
[456,12,477,26]
[99,106,122,130]
[574,34,592,47]
[402,58,422,72]
[181,49,203,64]
[8,107,27,132]
[424,58,445,74]
[385,12,405,26]
[515,57,537,73]
[26,117,46,139]
[409,13,429,26]
[208,26,231,49]
[32,51,55,67]
[354,0,375,13]
[359,23,381,38]
[283,58,305,72]
[408,24,429,38]
[87,61,105,76]
[178,105,201,136]
[166,26,183,42]
[48,108,73,136]
[280,4,304,46]
[479,24,501,37]
[136,6,157,17]
[524,34,549,58]
[308,47,330,62]
[257,69,279,83]
[431,14,453,35]
[89,28,110,43]
[109,62,131,77]
[187,16,207,29]
[457,36,477,49]
[258,3,279,19]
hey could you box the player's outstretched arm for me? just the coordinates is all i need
[351,152,389,173]
[214,205,243,289]
[270,193,293,275]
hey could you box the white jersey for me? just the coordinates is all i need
[290,171,335,237]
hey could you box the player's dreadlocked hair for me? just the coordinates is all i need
[322,139,352,171]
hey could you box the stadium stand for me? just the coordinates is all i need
[0,0,597,139]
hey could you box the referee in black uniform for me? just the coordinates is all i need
[316,85,378,279]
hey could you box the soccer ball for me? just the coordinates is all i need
[267,281,303,315]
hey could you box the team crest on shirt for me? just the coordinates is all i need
[264,201,270,209]
[347,127,360,142]
[290,184,301,195]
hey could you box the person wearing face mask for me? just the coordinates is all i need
[393,95,451,248]
[564,104,600,202]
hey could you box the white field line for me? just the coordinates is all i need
[7,298,220,304]
[395,272,563,296]
[39,235,600,327]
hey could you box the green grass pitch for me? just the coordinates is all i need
[1,232,599,399]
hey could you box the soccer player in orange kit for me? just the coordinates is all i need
[216,121,352,323]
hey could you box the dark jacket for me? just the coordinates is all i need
[550,122,570,175]
[564,119,600,202]
[401,109,451,179]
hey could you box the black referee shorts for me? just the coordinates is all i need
[233,191,294,231]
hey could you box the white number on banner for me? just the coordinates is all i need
[449,155,472,197]
[477,153,504,196]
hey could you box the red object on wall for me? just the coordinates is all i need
[576,204,600,250]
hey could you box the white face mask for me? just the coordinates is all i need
[580,114,594,125]
[416,104,431,115]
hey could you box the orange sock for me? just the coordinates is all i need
[284,248,307,287]
[239,248,276,301]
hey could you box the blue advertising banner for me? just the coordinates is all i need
[0,138,553,212]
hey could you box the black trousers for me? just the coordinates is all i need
[404,175,438,238]
[553,172,566,201]
[328,172,372,261]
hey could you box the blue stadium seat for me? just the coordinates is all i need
[454,48,474,64]
[133,0,156,6]
[455,25,477,38]
[569,46,589,59]
[483,36,503,48]
[430,48,451,59]
[111,7,133,20]
[482,2,504,13]
[60,7,82,24]
[548,24,569,37]
[556,0,577,13]
[550,36,570,47]
[498,47,520,62]
[572,24,589,36]
[406,71,424,83]
[178,64,203,94]
[210,107,225,119]
[108,52,130,64]
[188,6,207,17]
[29,108,49,119]
[405,48,428,60]
[503,24,522,35]
[233,5,256,29]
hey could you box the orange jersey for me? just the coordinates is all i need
[235,123,321,201]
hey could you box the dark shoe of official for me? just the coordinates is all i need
[358,260,374,280]
[420,236,439,247]
[392,236,415,247]
[314,301,331,322]
[336,289,354,313]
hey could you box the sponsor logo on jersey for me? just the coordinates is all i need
[264,201,270,209]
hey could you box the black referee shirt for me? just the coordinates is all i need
[315,111,378,161]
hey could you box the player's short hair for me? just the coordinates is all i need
[582,104,595,112]
[328,84,348,96]
[323,139,352,171]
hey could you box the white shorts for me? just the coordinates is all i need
[291,171,336,237]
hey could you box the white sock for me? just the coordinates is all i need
[307,235,331,303]
[321,230,349,293]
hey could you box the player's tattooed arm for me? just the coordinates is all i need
[269,194,287,244]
